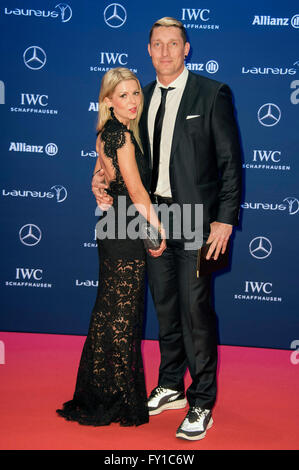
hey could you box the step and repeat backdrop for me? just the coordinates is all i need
[0,0,298,349]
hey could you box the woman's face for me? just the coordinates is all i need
[105,79,141,127]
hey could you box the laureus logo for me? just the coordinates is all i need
[283,197,299,215]
[55,3,72,22]
[4,4,72,23]
[50,185,67,202]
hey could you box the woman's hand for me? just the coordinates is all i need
[91,169,113,210]
[148,227,167,258]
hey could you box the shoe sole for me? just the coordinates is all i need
[149,398,187,416]
[176,417,213,441]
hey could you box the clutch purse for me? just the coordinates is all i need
[140,222,161,252]
[196,241,230,277]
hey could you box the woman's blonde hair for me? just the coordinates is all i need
[97,67,143,150]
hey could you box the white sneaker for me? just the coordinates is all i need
[176,407,213,440]
[148,386,187,416]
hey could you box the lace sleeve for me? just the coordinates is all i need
[99,120,134,194]
[101,121,131,160]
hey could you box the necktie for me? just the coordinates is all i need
[151,87,174,194]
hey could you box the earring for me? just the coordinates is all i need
[109,106,115,119]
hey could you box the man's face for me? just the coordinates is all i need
[148,26,190,82]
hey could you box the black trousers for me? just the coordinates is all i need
[146,234,218,410]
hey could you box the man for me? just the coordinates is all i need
[92,17,242,441]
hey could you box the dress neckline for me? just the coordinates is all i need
[110,108,132,133]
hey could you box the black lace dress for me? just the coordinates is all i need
[56,115,150,427]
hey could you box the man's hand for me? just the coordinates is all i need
[206,221,232,260]
[91,169,113,211]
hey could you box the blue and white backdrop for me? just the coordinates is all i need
[0,0,298,349]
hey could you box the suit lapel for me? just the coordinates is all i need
[170,72,201,160]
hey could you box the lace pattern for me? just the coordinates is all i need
[57,114,150,426]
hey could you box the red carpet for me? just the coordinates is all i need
[0,332,298,450]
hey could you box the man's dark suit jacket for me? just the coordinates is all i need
[139,71,242,240]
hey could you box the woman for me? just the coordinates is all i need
[57,68,166,427]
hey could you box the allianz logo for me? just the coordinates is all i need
[4,4,72,22]
[242,63,298,76]
[89,102,98,112]
[241,197,299,215]
[186,60,219,74]
[252,15,299,28]
[9,142,58,155]
[2,185,67,203]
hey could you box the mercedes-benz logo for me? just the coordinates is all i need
[258,103,281,127]
[55,3,72,23]
[283,197,299,215]
[104,3,127,28]
[23,46,47,70]
[249,236,272,259]
[51,185,68,203]
[19,224,42,246]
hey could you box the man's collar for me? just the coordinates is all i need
[156,66,189,89]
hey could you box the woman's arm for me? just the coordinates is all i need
[91,135,113,210]
[93,135,103,176]
[117,131,161,232]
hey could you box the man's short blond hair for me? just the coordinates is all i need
[149,17,187,44]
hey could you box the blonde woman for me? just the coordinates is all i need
[57,68,165,427]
